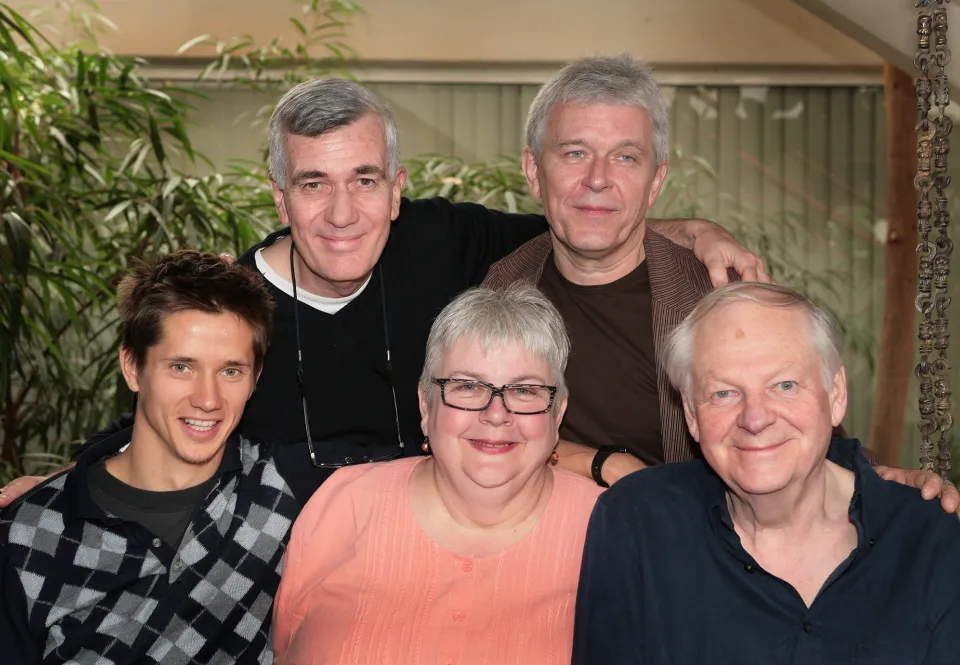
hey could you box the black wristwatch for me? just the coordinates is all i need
[591,446,629,488]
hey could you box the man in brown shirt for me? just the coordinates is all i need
[484,54,739,485]
[538,256,663,466]
[484,54,957,509]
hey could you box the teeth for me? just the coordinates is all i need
[183,418,217,431]
[473,440,512,448]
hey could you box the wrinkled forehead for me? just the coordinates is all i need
[283,114,389,162]
[546,100,653,136]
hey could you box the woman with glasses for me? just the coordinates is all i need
[273,284,603,665]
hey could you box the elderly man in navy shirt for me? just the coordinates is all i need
[572,282,960,665]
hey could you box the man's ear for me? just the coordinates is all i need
[271,176,289,226]
[647,162,669,209]
[681,393,700,442]
[521,147,542,200]
[829,365,848,428]
[119,347,141,394]
[390,166,408,221]
[250,367,263,398]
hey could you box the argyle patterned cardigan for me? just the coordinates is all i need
[0,430,299,664]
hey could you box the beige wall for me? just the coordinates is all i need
[19,0,880,67]
[794,0,960,86]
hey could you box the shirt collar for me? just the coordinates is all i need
[709,437,894,544]
[66,426,244,523]
[826,437,898,544]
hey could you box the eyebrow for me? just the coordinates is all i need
[447,371,549,384]
[291,169,326,183]
[615,140,647,152]
[354,165,386,177]
[163,355,198,364]
[291,165,386,183]
[161,355,251,369]
[555,139,648,152]
[507,374,550,384]
[448,371,487,381]
[699,363,799,386]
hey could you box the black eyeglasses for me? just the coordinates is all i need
[290,241,404,468]
[431,378,558,415]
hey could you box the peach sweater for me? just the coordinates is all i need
[273,457,604,665]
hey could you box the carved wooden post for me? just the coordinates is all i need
[868,63,918,466]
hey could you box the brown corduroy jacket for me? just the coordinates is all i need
[482,229,738,464]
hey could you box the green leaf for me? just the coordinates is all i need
[3,210,32,276]
[161,175,182,199]
[0,149,53,177]
[289,17,308,36]
[103,200,134,222]
[131,141,151,174]
[76,51,87,89]
[142,88,172,104]
[176,34,212,54]
[504,190,517,214]
[148,115,166,164]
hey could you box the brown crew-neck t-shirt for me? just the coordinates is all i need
[538,254,663,466]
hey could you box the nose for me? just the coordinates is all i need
[324,186,357,229]
[479,392,513,427]
[583,156,612,192]
[190,373,222,412]
[736,392,776,435]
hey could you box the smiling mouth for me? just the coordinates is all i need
[737,441,785,453]
[574,205,617,213]
[320,235,363,243]
[181,418,218,432]
[468,439,520,454]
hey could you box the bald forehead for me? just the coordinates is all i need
[691,301,813,359]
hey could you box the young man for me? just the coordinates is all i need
[0,251,298,664]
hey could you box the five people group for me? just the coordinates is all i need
[1,54,959,665]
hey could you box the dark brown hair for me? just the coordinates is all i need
[117,250,274,373]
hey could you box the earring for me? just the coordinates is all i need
[421,437,430,454]
[548,448,559,466]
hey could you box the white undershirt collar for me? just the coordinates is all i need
[254,248,372,315]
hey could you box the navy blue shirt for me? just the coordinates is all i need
[572,438,960,665]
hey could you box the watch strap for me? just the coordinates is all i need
[591,446,628,488]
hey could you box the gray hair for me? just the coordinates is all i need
[662,282,845,404]
[525,54,670,165]
[268,78,401,189]
[420,284,570,408]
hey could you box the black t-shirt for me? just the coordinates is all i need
[87,458,216,548]
[538,256,663,465]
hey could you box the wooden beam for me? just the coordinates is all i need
[868,62,918,466]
